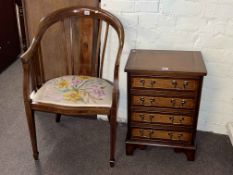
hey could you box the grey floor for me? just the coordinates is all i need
[0,59,233,175]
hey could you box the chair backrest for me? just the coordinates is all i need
[28,6,124,88]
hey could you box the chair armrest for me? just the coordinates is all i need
[20,38,40,102]
[22,62,31,103]
[112,64,120,108]
[20,38,39,64]
[112,28,124,107]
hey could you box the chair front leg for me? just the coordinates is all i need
[25,103,39,160]
[109,109,117,167]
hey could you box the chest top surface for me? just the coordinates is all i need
[125,49,207,76]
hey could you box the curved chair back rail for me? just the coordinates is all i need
[20,6,124,167]
[21,6,124,88]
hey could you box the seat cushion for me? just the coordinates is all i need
[31,75,113,107]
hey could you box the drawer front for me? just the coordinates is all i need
[131,112,193,126]
[132,96,195,109]
[131,77,197,91]
[131,128,192,142]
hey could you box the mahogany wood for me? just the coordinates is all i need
[131,77,197,91]
[131,128,192,142]
[125,49,207,161]
[132,96,195,109]
[100,23,109,78]
[131,112,193,126]
[125,50,207,76]
[22,0,100,80]
[20,6,124,167]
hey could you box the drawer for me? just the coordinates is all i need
[131,112,193,126]
[132,96,195,109]
[131,128,192,142]
[131,77,197,91]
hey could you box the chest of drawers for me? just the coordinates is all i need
[125,50,207,161]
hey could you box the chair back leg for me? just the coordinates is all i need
[109,108,117,167]
[56,114,61,123]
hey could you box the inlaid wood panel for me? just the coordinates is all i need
[131,77,197,91]
[132,96,195,109]
[131,112,193,126]
[131,128,192,142]
[22,0,99,80]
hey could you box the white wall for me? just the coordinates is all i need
[101,0,233,135]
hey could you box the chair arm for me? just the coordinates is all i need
[112,64,120,108]
[22,62,32,103]
[111,83,119,110]
[20,38,41,102]
[20,38,39,64]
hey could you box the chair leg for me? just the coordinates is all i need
[25,105,39,160]
[109,110,117,167]
[56,114,61,123]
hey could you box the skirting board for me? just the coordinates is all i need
[226,122,233,146]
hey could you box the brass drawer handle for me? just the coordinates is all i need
[173,133,184,141]
[149,115,154,123]
[177,133,183,140]
[139,129,147,138]
[181,99,186,106]
[168,132,184,140]
[173,116,185,125]
[183,80,189,89]
[149,130,154,138]
[170,98,176,106]
[169,116,184,125]
[150,98,155,105]
[150,80,156,87]
[139,79,156,88]
[169,116,174,123]
[139,113,145,121]
[139,129,144,137]
[140,79,145,87]
[168,132,173,139]
[172,80,177,88]
[179,117,185,123]
[139,129,153,138]
[140,97,145,105]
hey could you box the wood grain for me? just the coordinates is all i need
[125,49,207,76]
[131,128,192,142]
[22,0,99,80]
[20,6,125,167]
[131,112,193,126]
[131,77,197,91]
[132,96,195,109]
[125,49,207,161]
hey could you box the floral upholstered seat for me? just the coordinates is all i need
[31,75,113,107]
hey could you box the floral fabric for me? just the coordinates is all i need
[31,75,113,107]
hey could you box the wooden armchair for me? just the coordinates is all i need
[20,6,124,167]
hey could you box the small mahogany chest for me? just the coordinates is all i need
[125,49,207,160]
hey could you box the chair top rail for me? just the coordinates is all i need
[20,6,124,64]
